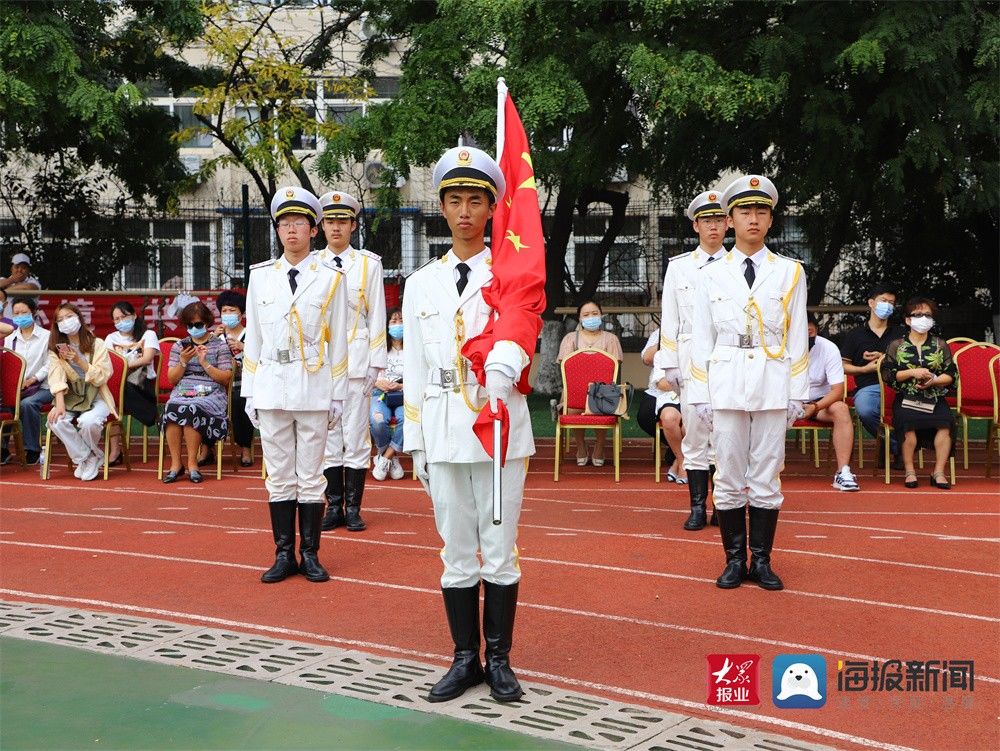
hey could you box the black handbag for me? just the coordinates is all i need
[585,382,634,417]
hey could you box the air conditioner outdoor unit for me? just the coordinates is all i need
[179,155,203,176]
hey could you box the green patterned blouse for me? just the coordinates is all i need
[879,335,958,400]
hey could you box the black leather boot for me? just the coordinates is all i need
[683,469,709,530]
[321,466,345,531]
[427,584,485,702]
[715,506,748,589]
[261,501,298,583]
[344,467,367,531]
[747,506,783,590]
[482,581,523,702]
[708,465,719,526]
[297,502,330,582]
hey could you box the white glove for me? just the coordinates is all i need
[485,369,514,411]
[695,403,714,432]
[787,399,805,428]
[328,399,343,428]
[362,366,380,396]
[663,367,683,392]
[244,397,260,430]
[411,449,430,495]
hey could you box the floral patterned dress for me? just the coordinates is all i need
[879,334,957,447]
[161,337,232,443]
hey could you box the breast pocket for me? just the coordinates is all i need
[763,293,786,333]
[709,293,736,323]
[257,299,283,325]
[301,299,325,340]
[416,309,441,344]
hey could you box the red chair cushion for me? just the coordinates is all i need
[792,418,827,429]
[0,410,14,421]
[559,414,618,426]
[960,404,994,418]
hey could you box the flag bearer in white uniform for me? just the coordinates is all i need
[243,187,349,584]
[404,146,534,704]
[687,175,808,591]
[657,191,729,531]
[314,191,387,533]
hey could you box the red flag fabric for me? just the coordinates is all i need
[463,83,547,462]
[472,399,510,468]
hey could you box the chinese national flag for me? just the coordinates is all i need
[465,79,546,464]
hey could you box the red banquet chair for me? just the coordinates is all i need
[0,347,28,467]
[954,342,1000,470]
[988,353,1000,477]
[791,381,847,468]
[554,348,622,482]
[42,349,132,480]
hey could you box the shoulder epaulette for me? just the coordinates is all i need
[772,251,804,265]
[405,256,439,280]
[249,259,274,271]
[356,248,382,261]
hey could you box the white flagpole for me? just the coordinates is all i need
[492,76,506,526]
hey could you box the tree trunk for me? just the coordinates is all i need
[572,187,629,307]
[533,319,567,396]
[543,189,577,318]
[807,200,853,306]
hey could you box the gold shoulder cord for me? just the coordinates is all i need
[289,272,344,374]
[746,262,802,361]
[454,310,484,414]
[348,255,370,344]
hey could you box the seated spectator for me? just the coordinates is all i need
[0,253,41,318]
[371,307,405,481]
[45,303,116,481]
[840,285,906,467]
[803,313,859,491]
[636,328,685,482]
[880,297,957,490]
[161,302,232,484]
[0,288,14,337]
[557,300,624,467]
[104,301,159,465]
[2,297,53,465]
[211,290,253,467]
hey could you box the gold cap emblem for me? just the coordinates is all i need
[708,193,717,201]
[333,193,341,201]
[749,177,760,188]
[457,149,471,165]
[285,188,295,198]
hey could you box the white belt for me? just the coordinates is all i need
[266,343,320,364]
[428,368,479,387]
[716,333,782,349]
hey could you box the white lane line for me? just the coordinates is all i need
[795,535,828,539]
[0,531,14,535]
[870,535,904,540]
[157,507,189,511]
[4,539,998,627]
[141,531,174,535]
[572,508,600,512]
[92,507,122,511]
[224,530,258,535]
[382,531,415,536]
[222,507,249,511]
[63,531,101,535]
[7,506,998,579]
[545,533,577,537]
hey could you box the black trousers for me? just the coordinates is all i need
[230,388,253,449]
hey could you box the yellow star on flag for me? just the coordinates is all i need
[505,229,528,253]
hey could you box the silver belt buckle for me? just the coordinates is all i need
[277,349,291,364]
[738,334,753,349]
[439,368,456,388]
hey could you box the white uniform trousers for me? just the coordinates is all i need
[428,458,527,589]
[680,393,711,471]
[323,377,371,469]
[711,409,786,511]
[49,402,112,465]
[259,409,328,504]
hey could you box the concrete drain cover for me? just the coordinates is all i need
[0,600,841,751]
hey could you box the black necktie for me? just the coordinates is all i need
[456,262,471,295]
[288,268,299,293]
[744,257,755,288]
[334,256,342,268]
[706,255,717,264]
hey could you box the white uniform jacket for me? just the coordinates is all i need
[241,257,349,410]
[655,246,723,379]
[314,245,387,378]
[687,247,808,411]
[402,251,534,464]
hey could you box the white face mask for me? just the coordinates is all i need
[57,316,82,335]
[909,316,934,334]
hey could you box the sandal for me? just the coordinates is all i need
[591,453,605,467]
[576,452,589,467]
[930,472,951,490]
[665,470,677,483]
[904,472,918,489]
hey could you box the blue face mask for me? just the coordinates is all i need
[187,326,207,339]
[221,313,241,328]
[874,301,894,320]
[388,324,404,340]
[114,318,134,334]
[581,315,603,331]
[12,314,34,329]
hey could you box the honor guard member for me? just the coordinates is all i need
[243,186,349,584]
[314,190,387,533]
[656,191,729,531]
[687,175,808,591]
[404,146,533,704]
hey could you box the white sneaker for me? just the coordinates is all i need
[372,454,390,481]
[79,455,101,482]
[73,459,86,479]
[388,455,405,480]
[833,466,860,492]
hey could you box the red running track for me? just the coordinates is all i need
[1,439,998,751]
